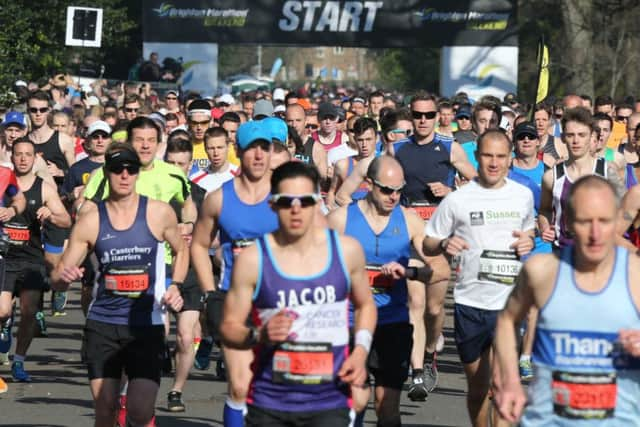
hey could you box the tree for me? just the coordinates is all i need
[0,1,137,90]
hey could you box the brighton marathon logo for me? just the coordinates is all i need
[415,4,510,30]
[152,3,248,27]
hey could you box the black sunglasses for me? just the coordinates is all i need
[28,107,49,114]
[372,179,404,195]
[107,164,140,175]
[516,134,537,141]
[125,107,139,113]
[411,110,437,120]
[270,193,320,208]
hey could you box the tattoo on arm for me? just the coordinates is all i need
[607,163,626,199]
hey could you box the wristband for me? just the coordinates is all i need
[355,329,373,354]
[246,326,260,346]
[170,281,183,289]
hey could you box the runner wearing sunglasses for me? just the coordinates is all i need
[221,160,376,427]
[394,92,476,401]
[328,155,448,426]
[51,144,187,427]
[191,120,278,427]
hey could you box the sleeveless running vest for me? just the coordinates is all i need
[344,202,409,325]
[524,246,640,426]
[88,196,167,326]
[552,158,607,248]
[4,177,45,262]
[218,179,278,291]
[395,134,455,205]
[35,131,68,175]
[247,230,351,413]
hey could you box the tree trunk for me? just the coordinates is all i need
[560,0,594,96]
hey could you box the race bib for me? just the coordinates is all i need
[477,250,521,285]
[409,201,437,220]
[104,265,150,298]
[232,238,255,257]
[272,341,333,385]
[366,264,393,292]
[3,223,29,244]
[552,371,617,419]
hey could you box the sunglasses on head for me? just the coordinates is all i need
[107,163,140,175]
[28,107,49,114]
[270,193,321,208]
[411,110,437,120]
[371,179,404,195]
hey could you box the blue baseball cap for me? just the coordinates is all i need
[237,121,273,150]
[2,111,27,129]
[262,117,288,145]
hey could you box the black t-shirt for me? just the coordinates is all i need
[61,157,103,197]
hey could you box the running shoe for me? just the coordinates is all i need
[167,390,186,412]
[407,375,428,401]
[423,356,439,392]
[519,359,533,380]
[34,311,48,337]
[116,395,127,427]
[0,377,7,394]
[194,337,213,370]
[52,291,68,316]
[11,361,31,382]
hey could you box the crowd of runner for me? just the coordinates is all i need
[1,74,640,426]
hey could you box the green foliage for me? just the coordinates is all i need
[0,0,137,90]
[369,48,440,92]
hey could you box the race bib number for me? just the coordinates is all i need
[104,265,150,298]
[232,238,255,257]
[409,202,437,220]
[552,371,617,419]
[477,250,521,285]
[3,223,29,244]
[366,264,393,292]
[272,342,333,385]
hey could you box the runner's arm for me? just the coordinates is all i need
[220,244,259,349]
[191,189,221,293]
[344,235,376,337]
[334,158,366,207]
[616,184,640,249]
[50,207,97,290]
[606,162,626,199]
[326,206,348,234]
[158,202,188,284]
[41,180,72,228]
[493,260,538,423]
[450,141,478,181]
[538,169,554,240]
[59,132,76,167]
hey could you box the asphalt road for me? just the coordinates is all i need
[0,289,472,426]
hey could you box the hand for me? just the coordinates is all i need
[59,265,85,285]
[46,161,64,177]
[380,261,406,280]
[263,309,296,344]
[427,182,452,198]
[540,225,555,243]
[36,206,53,223]
[492,378,527,423]
[0,207,15,222]
[442,235,470,257]
[338,346,368,387]
[510,230,534,256]
[619,330,640,357]
[163,285,184,312]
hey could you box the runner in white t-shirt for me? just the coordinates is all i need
[190,127,239,193]
[423,130,535,427]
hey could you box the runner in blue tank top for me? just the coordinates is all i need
[494,176,640,426]
[220,161,376,427]
[51,144,188,427]
[191,120,278,427]
[328,156,448,425]
[394,92,476,401]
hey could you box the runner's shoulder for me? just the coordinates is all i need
[521,252,558,286]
